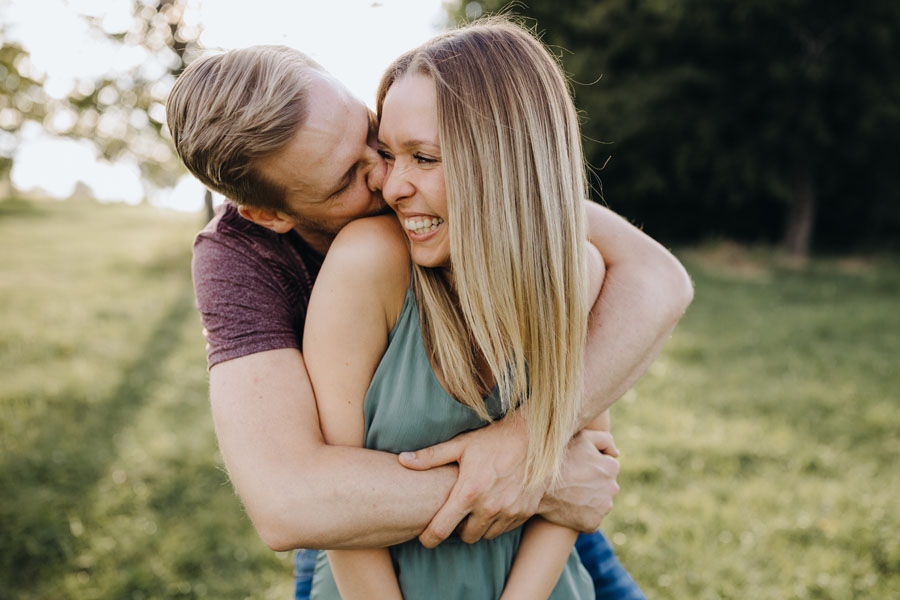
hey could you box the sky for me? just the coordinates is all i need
[3,0,452,211]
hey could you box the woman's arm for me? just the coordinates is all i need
[501,518,579,600]
[303,215,410,599]
[501,412,614,599]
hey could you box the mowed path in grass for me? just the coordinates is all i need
[1,199,897,599]
[0,199,291,599]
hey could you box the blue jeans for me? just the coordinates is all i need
[575,531,646,600]
[293,531,644,599]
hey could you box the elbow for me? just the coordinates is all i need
[254,514,299,552]
[243,491,323,552]
[247,502,301,552]
[668,257,694,321]
[643,250,694,330]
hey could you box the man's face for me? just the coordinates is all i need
[254,71,387,249]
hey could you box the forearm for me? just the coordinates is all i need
[327,548,403,599]
[242,444,457,551]
[209,349,457,552]
[578,202,693,428]
[500,517,578,600]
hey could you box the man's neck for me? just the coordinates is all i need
[292,226,335,256]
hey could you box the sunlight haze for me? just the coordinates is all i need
[4,0,448,210]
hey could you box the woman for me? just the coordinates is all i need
[304,19,609,599]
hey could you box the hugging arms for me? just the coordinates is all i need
[206,198,690,553]
[171,25,692,599]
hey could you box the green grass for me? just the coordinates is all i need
[605,243,900,599]
[1,200,897,598]
[0,198,291,599]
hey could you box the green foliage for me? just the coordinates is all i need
[449,1,900,252]
[0,41,49,126]
[0,199,291,599]
[0,1,200,189]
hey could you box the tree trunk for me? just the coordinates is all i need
[782,165,816,259]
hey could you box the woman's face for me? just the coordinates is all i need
[378,73,450,270]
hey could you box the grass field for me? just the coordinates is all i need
[1,198,898,599]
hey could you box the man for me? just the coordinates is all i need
[166,45,692,598]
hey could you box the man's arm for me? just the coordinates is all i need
[399,201,692,544]
[576,200,694,427]
[209,348,458,551]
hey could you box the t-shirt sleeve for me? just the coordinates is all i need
[192,232,300,369]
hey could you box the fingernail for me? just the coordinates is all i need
[400,452,416,460]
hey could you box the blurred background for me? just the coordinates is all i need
[1,0,898,598]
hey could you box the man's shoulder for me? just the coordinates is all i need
[194,202,273,254]
[191,202,312,368]
[193,202,320,274]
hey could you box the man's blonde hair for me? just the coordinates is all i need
[166,45,323,211]
[376,18,590,490]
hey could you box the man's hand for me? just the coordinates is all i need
[398,415,541,548]
[538,429,620,533]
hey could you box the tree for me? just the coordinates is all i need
[0,0,203,205]
[448,0,900,255]
[0,37,50,190]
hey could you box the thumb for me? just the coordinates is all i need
[399,438,463,470]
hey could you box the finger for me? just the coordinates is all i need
[599,453,621,479]
[457,511,494,544]
[583,430,619,457]
[399,438,463,471]
[419,485,472,548]
[481,512,528,541]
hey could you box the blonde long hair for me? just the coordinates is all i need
[376,18,590,489]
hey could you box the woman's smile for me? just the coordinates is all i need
[378,73,450,268]
[404,216,445,237]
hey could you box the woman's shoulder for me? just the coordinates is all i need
[332,213,407,253]
[326,214,409,269]
[320,215,411,319]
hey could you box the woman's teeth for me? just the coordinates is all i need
[405,217,444,234]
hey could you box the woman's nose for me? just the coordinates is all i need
[382,162,415,205]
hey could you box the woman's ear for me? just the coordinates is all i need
[236,205,296,234]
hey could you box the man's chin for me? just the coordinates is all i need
[372,204,392,217]
[358,200,391,219]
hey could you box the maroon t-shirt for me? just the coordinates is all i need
[191,202,324,368]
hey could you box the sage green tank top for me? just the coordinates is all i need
[311,282,592,599]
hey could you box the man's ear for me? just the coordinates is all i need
[237,205,296,234]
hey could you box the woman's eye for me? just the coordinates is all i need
[377,149,394,162]
[414,154,438,164]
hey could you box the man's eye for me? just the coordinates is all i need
[329,178,350,199]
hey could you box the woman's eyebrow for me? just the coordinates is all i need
[377,138,439,151]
